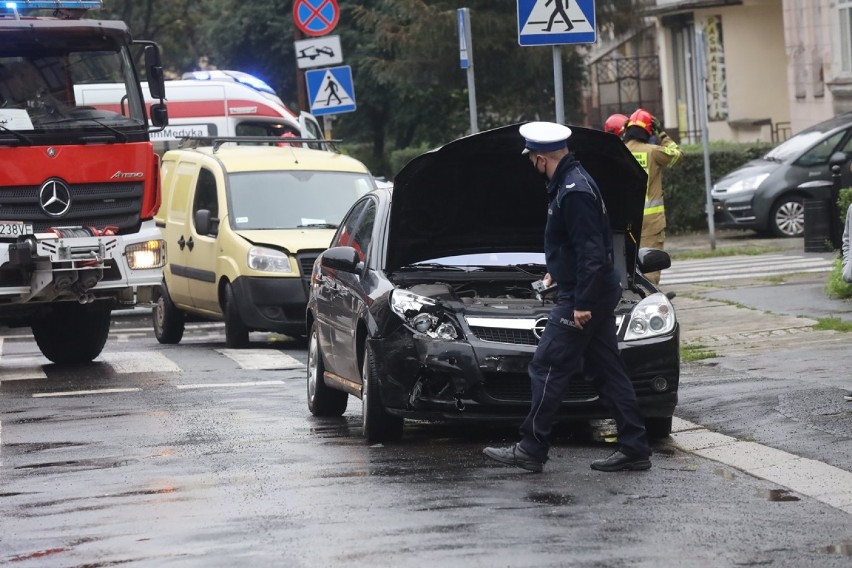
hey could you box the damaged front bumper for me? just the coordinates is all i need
[368,322,679,423]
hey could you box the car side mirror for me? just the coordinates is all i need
[194,209,218,236]
[637,248,671,274]
[829,151,848,169]
[142,43,166,100]
[321,246,361,273]
[149,103,168,128]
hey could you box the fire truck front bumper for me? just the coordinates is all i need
[0,220,165,307]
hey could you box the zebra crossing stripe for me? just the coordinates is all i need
[661,254,834,285]
[216,349,305,370]
[98,351,181,374]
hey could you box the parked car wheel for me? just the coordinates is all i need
[361,343,404,443]
[224,283,249,348]
[645,416,673,439]
[769,195,805,238]
[307,322,348,417]
[153,282,185,345]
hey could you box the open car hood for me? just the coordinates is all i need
[388,123,648,281]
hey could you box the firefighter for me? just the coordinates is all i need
[482,122,652,474]
[604,113,628,137]
[623,109,683,285]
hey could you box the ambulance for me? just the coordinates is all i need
[75,71,325,154]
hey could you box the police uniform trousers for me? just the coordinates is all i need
[519,285,651,462]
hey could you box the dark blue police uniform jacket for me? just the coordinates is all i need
[544,153,621,309]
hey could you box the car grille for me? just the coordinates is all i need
[0,182,143,234]
[484,372,598,402]
[297,251,322,277]
[467,315,624,346]
[470,326,537,346]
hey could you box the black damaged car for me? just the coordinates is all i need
[305,124,679,443]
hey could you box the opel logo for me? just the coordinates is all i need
[532,316,548,340]
[39,179,72,217]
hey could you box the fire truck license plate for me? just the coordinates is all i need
[0,222,34,237]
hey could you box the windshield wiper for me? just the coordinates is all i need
[0,123,34,146]
[41,116,129,142]
[296,223,338,229]
[397,263,469,271]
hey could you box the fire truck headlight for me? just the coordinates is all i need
[126,240,166,270]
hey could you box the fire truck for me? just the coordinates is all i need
[0,1,168,363]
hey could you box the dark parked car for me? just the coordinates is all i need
[306,124,679,443]
[712,112,852,237]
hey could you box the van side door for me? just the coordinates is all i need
[185,166,223,315]
[160,157,197,310]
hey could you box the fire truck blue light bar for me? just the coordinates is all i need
[6,1,103,9]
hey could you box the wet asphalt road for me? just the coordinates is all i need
[1,319,851,567]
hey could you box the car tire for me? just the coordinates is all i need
[361,342,404,443]
[769,195,805,238]
[224,283,249,348]
[307,322,347,417]
[153,283,185,345]
[645,416,673,439]
[31,302,111,364]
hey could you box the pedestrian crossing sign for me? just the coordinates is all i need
[517,0,596,46]
[305,65,356,116]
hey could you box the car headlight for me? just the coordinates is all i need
[126,239,166,269]
[718,173,770,195]
[390,289,459,340]
[247,246,292,273]
[624,292,676,341]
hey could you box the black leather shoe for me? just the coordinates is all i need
[483,443,543,473]
[845,392,852,402]
[590,450,652,472]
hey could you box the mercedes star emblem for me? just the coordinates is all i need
[532,316,548,340]
[39,179,72,217]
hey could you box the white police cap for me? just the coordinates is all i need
[519,122,572,155]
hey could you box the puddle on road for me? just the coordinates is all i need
[763,489,800,502]
[526,491,573,506]
[15,458,138,471]
[5,442,89,453]
[819,543,852,556]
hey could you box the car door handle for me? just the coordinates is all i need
[177,235,185,250]
[187,236,194,251]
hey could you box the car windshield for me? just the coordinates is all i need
[763,116,852,162]
[228,170,374,230]
[414,252,546,268]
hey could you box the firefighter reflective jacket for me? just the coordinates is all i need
[625,133,683,236]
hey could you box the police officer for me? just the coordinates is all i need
[483,122,652,473]
[623,109,683,285]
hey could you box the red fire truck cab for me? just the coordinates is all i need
[0,1,169,363]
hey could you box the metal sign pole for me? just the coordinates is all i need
[694,28,716,250]
[553,45,564,124]
[458,8,478,134]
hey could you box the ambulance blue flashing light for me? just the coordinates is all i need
[232,74,276,96]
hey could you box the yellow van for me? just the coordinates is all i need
[153,143,374,346]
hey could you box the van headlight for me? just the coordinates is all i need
[390,289,459,340]
[126,240,166,269]
[624,292,675,341]
[247,246,292,273]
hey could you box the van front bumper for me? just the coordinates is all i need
[230,275,309,337]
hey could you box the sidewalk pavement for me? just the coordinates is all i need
[664,229,851,392]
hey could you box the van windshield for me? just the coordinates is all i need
[228,170,375,230]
